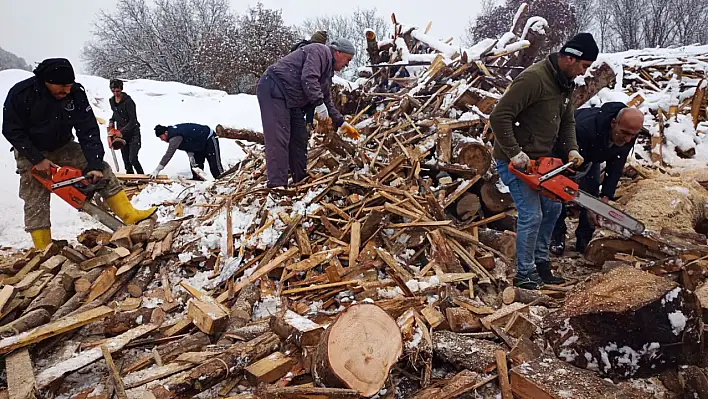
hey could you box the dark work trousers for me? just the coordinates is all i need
[119,133,144,174]
[192,134,224,179]
[552,162,602,248]
[256,74,308,188]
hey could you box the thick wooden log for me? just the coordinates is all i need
[455,142,491,176]
[480,178,514,214]
[0,309,51,336]
[215,124,265,144]
[312,304,402,397]
[456,193,481,221]
[127,262,159,297]
[510,356,645,399]
[221,283,260,341]
[432,331,503,373]
[544,267,703,378]
[572,62,616,108]
[150,333,280,398]
[24,271,73,316]
[271,309,324,347]
[101,308,158,336]
[583,237,657,267]
[502,287,558,307]
[477,228,515,259]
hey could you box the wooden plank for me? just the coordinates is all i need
[496,350,512,399]
[116,249,147,276]
[245,352,297,385]
[226,198,234,258]
[101,345,128,399]
[40,254,67,272]
[231,247,299,295]
[123,363,193,389]
[389,220,452,228]
[0,306,113,355]
[163,319,192,337]
[349,222,361,269]
[0,285,16,314]
[281,280,361,295]
[110,225,135,248]
[79,251,120,271]
[287,248,344,273]
[187,299,229,334]
[3,255,42,285]
[6,349,36,399]
[481,303,529,330]
[87,266,117,302]
[294,228,312,256]
[374,247,414,281]
[14,270,44,291]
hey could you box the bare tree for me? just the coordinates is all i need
[464,0,498,46]
[568,0,595,32]
[299,8,390,78]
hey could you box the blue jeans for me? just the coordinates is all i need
[496,160,563,276]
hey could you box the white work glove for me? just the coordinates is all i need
[314,103,329,121]
[568,150,584,166]
[510,151,530,170]
[149,165,164,179]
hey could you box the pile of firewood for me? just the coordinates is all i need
[1,3,708,399]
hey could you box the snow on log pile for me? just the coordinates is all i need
[2,4,708,399]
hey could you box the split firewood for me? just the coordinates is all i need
[0,308,51,336]
[127,262,159,297]
[477,228,516,259]
[271,309,324,347]
[245,352,297,385]
[52,268,104,321]
[312,304,402,396]
[446,307,482,333]
[6,348,36,399]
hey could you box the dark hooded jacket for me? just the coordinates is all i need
[555,101,636,199]
[109,93,140,138]
[264,43,344,127]
[2,76,105,171]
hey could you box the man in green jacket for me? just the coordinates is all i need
[490,33,598,289]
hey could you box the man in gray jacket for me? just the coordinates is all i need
[257,38,357,189]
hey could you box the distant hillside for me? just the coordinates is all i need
[0,47,30,71]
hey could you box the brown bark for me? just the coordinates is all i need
[127,262,159,297]
[502,287,559,307]
[456,193,481,222]
[312,304,402,397]
[51,268,103,321]
[477,228,516,259]
[215,124,265,145]
[24,271,74,316]
[432,331,503,373]
[455,142,491,176]
[572,62,617,108]
[427,230,465,273]
[0,309,51,336]
[225,318,273,342]
[150,333,280,399]
[101,308,157,336]
[480,178,514,214]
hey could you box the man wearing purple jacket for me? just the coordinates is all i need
[257,38,357,189]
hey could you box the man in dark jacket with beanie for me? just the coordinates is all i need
[257,38,359,189]
[2,58,156,249]
[490,33,599,289]
[150,123,224,180]
[290,31,329,126]
[550,103,643,254]
[109,78,144,174]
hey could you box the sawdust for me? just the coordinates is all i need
[616,176,707,232]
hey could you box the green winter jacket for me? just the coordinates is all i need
[490,54,578,162]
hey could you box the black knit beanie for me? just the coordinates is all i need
[33,58,75,84]
[110,78,123,89]
[559,33,599,62]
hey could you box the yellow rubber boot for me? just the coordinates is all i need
[105,190,157,225]
[30,228,52,250]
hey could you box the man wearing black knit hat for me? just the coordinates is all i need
[1,58,156,249]
[490,33,599,290]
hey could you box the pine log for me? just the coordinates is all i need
[24,271,73,316]
[101,308,157,335]
[312,304,402,397]
[511,356,645,399]
[455,142,491,176]
[123,332,211,375]
[432,331,503,373]
[427,230,465,273]
[150,333,280,399]
[222,283,260,337]
[502,287,558,307]
[51,268,103,321]
[480,178,514,214]
[572,62,616,108]
[224,318,272,342]
[215,124,265,144]
[128,262,159,297]
[0,309,51,336]
[544,267,702,378]
[477,228,516,259]
[270,309,324,347]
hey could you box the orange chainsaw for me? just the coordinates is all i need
[509,157,645,235]
[31,165,125,232]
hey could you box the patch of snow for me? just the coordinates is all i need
[668,311,687,335]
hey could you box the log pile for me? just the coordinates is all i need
[1,6,708,399]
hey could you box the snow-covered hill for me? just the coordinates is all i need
[0,70,263,248]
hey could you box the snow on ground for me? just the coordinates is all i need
[0,69,262,248]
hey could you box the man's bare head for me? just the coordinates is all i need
[610,107,644,146]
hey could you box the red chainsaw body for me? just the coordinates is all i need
[508,157,579,202]
[31,166,88,209]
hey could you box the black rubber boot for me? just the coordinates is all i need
[536,260,565,285]
[550,236,565,256]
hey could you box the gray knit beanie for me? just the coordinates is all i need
[330,38,356,55]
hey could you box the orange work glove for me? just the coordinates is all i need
[339,122,360,140]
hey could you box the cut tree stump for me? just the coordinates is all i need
[480,178,514,214]
[432,331,502,373]
[455,142,491,176]
[510,356,645,399]
[544,266,703,378]
[312,303,402,397]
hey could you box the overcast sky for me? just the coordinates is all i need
[0,0,483,73]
